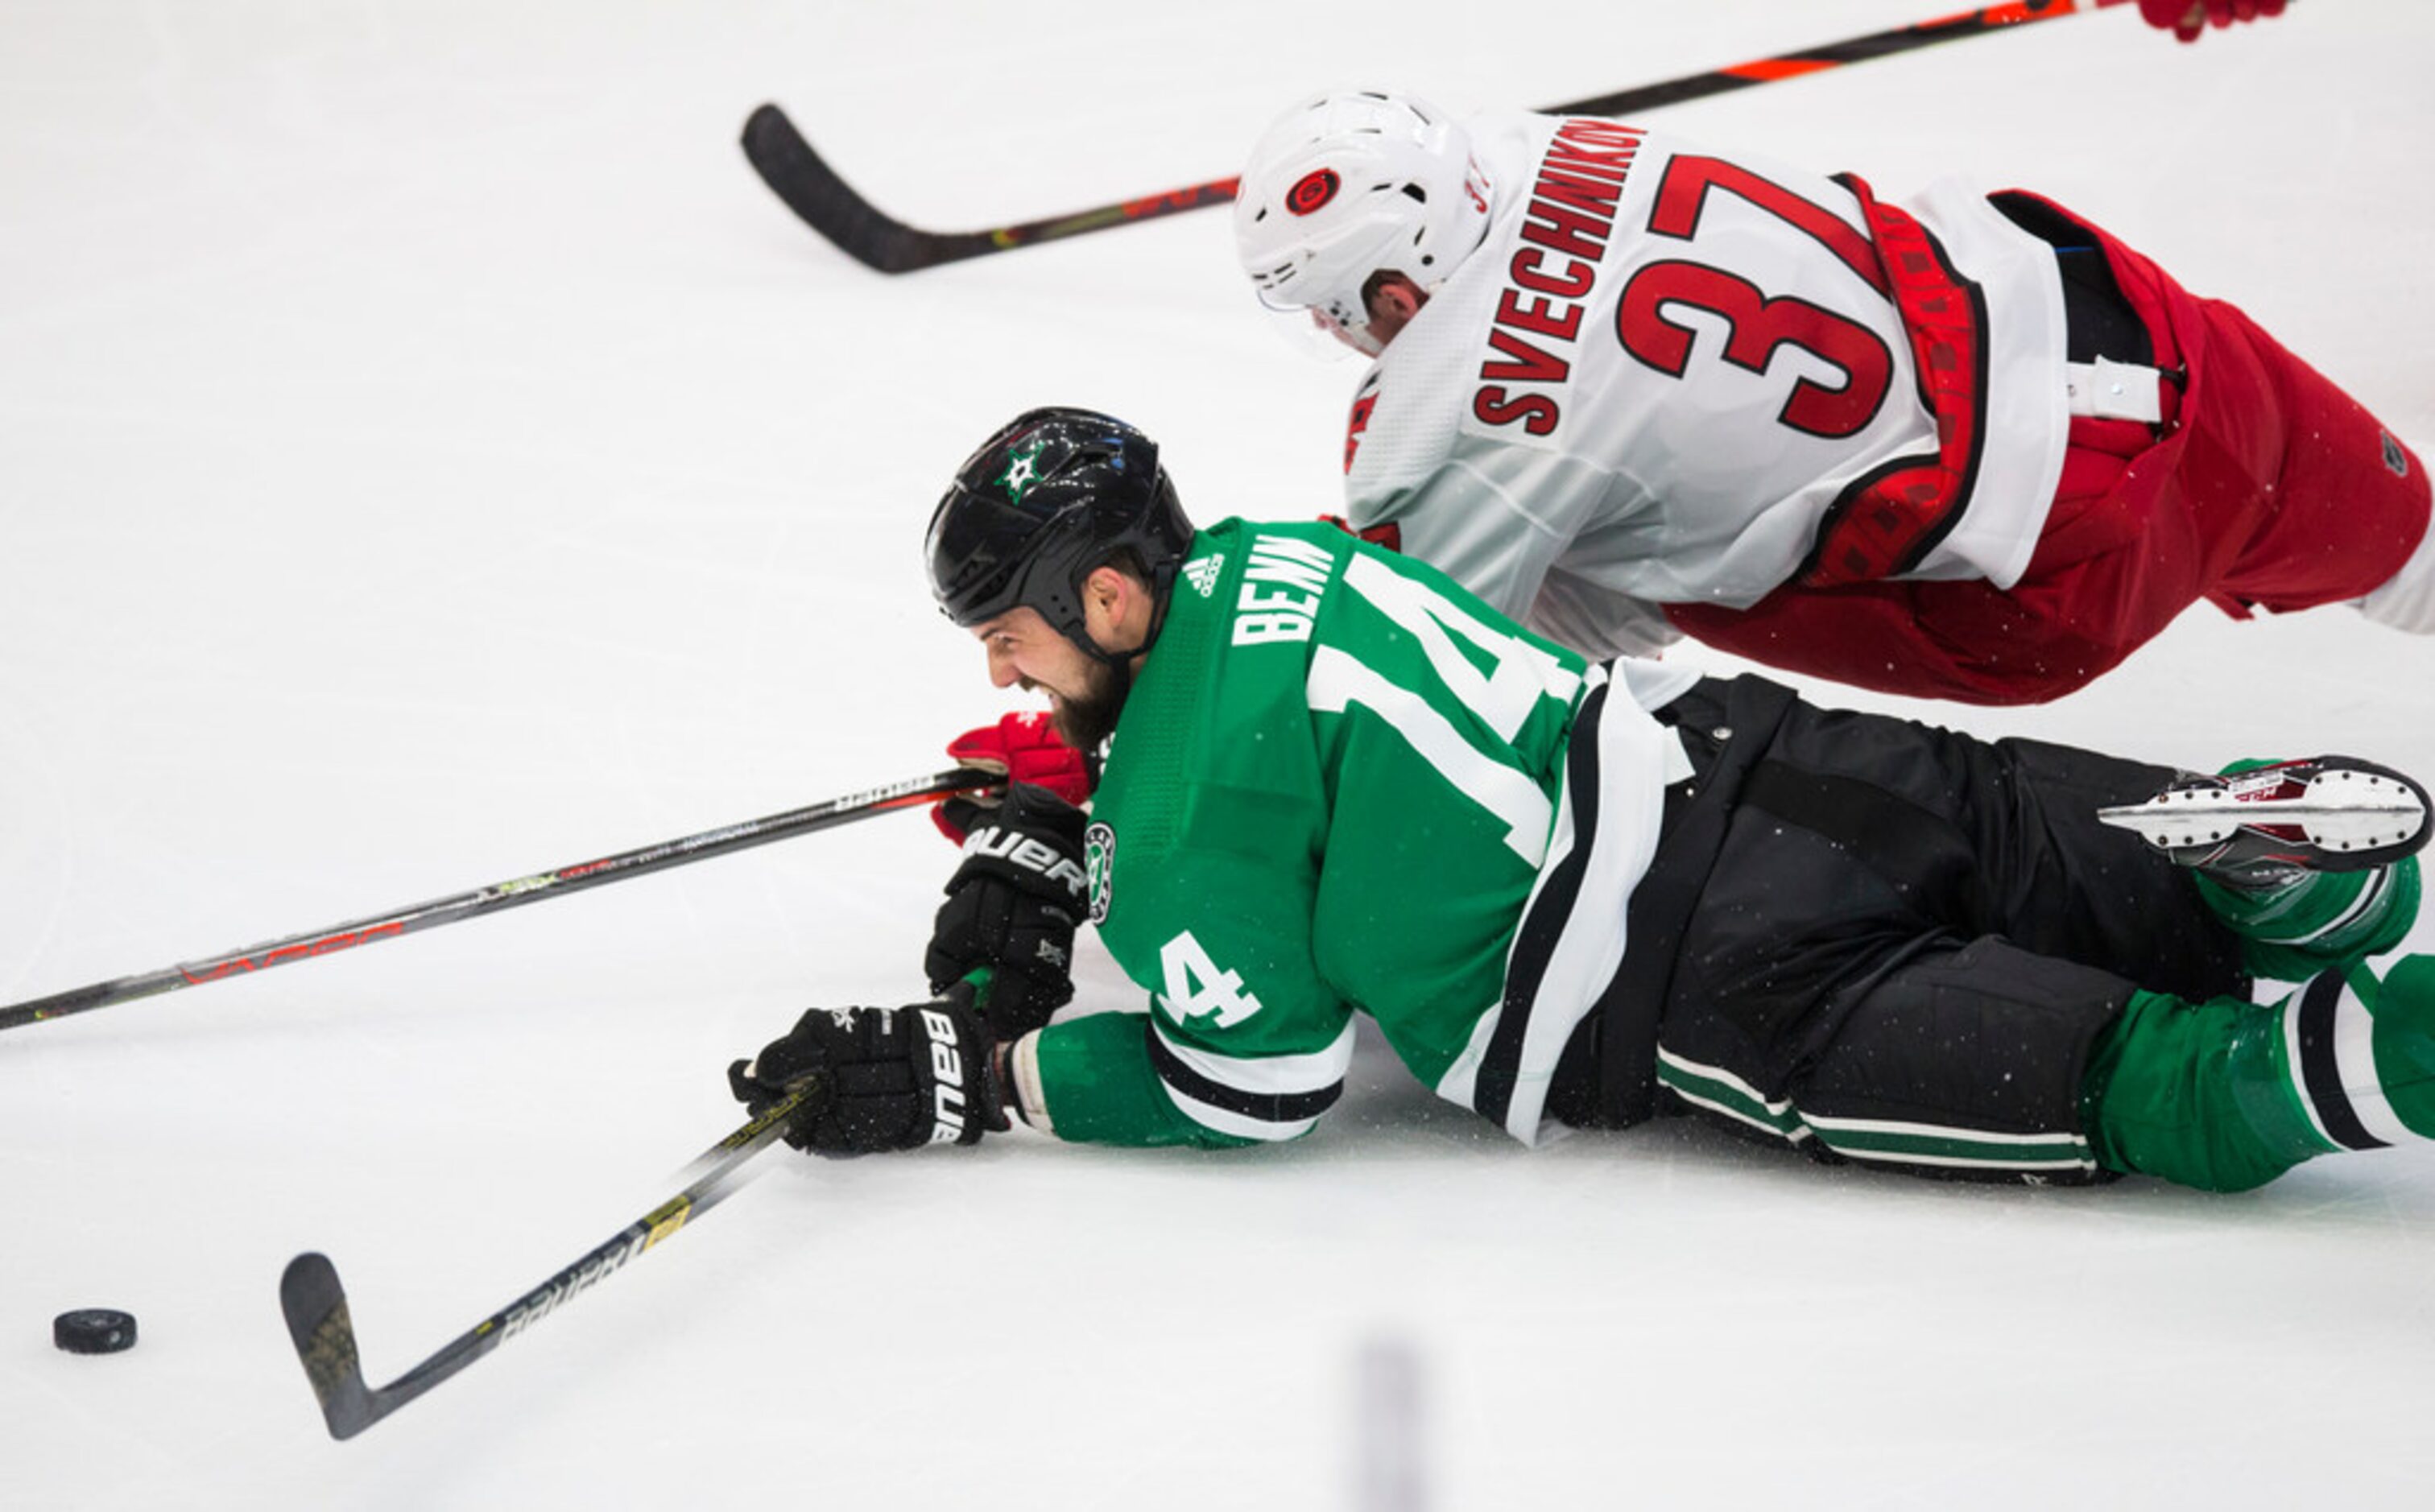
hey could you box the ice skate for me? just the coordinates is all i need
[2098,756,2431,887]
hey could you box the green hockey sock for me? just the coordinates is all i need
[2342,956,2435,1140]
[2082,957,2435,1192]
[2195,858,2420,981]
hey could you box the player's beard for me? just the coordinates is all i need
[1042,657,1128,754]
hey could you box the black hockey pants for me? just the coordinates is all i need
[1551,674,2251,1182]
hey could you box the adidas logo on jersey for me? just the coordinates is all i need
[1184,554,1225,597]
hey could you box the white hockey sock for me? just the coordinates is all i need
[2357,502,2435,632]
[2278,962,2435,1153]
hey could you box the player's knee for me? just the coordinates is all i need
[2082,989,2322,1192]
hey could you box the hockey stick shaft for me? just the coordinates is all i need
[1,768,994,1034]
[279,1080,816,1440]
[1553,0,2133,114]
[745,0,2133,273]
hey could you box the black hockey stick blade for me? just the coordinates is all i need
[742,105,1008,273]
[279,1082,814,1440]
[745,0,2131,274]
[280,1253,381,1440]
[739,105,1244,272]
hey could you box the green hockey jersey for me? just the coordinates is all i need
[1003,518,1698,1149]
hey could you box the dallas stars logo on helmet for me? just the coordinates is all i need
[998,438,1048,502]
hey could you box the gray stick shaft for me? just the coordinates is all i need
[280,1084,814,1440]
[2,767,993,1033]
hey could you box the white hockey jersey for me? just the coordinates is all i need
[1340,114,2071,661]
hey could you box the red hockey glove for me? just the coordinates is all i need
[932,709,1098,844]
[2138,0,2287,43]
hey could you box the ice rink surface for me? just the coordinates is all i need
[4,2,2433,1506]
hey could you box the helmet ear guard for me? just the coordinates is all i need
[1233,91,1494,354]
[925,407,1196,659]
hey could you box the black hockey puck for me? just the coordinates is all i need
[53,1309,137,1355]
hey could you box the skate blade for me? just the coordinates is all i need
[2098,770,2429,856]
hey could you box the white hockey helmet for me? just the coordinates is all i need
[1233,91,1494,357]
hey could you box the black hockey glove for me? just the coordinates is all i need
[726,982,1005,1155]
[924,782,1089,1039]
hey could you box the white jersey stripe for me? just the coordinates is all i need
[1502,676,1668,1139]
[1307,644,1554,864]
[1151,1016,1356,1099]
[2279,868,2386,947]
[1478,665,1673,1145]
[1432,998,1502,1117]
[1801,1112,2087,1147]
[2329,978,2416,1149]
[1159,1084,1324,1142]
[1836,1147,2095,1173]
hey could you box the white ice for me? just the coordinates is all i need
[4,2,2433,1507]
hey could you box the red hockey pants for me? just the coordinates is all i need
[1668,196,2429,705]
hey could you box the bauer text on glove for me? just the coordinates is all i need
[727,985,1005,1154]
[926,783,1089,1038]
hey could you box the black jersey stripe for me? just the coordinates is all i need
[1478,681,1611,1127]
[2294,970,2389,1152]
[1147,1027,1343,1126]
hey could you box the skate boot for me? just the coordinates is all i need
[2098,756,2430,890]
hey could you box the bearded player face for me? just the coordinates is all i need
[1036,655,1126,752]
[974,607,1130,753]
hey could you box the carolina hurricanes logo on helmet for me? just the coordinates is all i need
[1286,168,1340,216]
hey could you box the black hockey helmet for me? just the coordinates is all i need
[925,407,1197,657]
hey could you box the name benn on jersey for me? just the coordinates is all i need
[1231,533,1337,646]
[1470,119,1646,439]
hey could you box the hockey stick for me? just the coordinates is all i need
[744,0,2135,274]
[0,767,994,1035]
[280,1078,819,1440]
